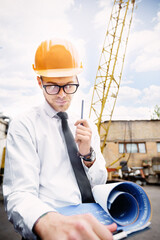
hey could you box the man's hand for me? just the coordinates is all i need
[34,212,117,240]
[74,119,92,156]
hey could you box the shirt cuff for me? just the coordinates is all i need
[82,159,107,188]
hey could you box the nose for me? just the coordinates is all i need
[58,87,66,98]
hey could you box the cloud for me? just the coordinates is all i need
[153,10,160,31]
[117,84,160,108]
[0,0,74,46]
[80,83,159,122]
[86,81,157,121]
[110,84,160,120]
[0,73,40,116]
[93,0,112,29]
[113,105,152,120]
[69,78,93,118]
[2,93,44,118]
[0,86,43,118]
[117,86,141,105]
[0,75,37,88]
[141,85,160,106]
[127,10,160,72]
[121,76,134,85]
[0,0,75,80]
[131,55,160,72]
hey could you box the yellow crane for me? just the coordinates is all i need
[89,0,136,155]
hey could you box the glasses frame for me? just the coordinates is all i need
[40,76,79,95]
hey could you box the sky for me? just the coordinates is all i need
[0,0,160,121]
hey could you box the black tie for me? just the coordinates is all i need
[57,112,95,203]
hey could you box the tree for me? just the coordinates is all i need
[151,105,160,119]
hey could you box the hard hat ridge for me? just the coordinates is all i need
[33,38,83,77]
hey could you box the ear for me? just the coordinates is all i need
[37,76,42,89]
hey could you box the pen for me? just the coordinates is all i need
[81,99,84,119]
[113,222,151,240]
[113,231,127,240]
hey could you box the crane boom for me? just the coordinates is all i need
[89,0,135,153]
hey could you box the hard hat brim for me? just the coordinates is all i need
[33,67,83,77]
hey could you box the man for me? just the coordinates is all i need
[3,39,117,239]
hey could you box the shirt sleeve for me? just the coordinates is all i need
[83,120,108,188]
[3,119,55,239]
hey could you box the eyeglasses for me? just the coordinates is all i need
[42,83,79,95]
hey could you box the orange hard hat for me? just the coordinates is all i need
[32,39,83,77]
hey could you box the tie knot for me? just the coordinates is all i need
[57,112,68,120]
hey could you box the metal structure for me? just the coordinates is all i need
[0,115,10,184]
[0,116,10,185]
[89,0,135,153]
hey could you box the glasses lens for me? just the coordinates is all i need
[64,84,78,94]
[44,84,79,95]
[46,85,59,95]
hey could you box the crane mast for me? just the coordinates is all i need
[89,0,135,153]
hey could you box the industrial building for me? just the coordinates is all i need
[102,119,160,183]
[102,119,160,166]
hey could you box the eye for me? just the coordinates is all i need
[49,85,58,90]
[45,85,59,94]
[65,84,72,89]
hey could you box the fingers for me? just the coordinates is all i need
[106,223,117,233]
[68,214,114,240]
[74,119,90,128]
[75,125,92,142]
[74,119,92,156]
[81,214,114,240]
[71,219,100,240]
[75,120,92,141]
[36,212,116,240]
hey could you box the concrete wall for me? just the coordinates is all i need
[101,120,160,168]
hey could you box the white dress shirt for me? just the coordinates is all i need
[3,100,107,239]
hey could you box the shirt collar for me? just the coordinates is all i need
[43,100,70,119]
[43,100,58,118]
